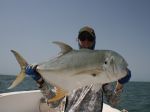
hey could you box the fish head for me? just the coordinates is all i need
[99,50,128,82]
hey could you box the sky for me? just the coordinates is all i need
[0,0,150,82]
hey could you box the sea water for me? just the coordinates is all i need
[0,74,150,112]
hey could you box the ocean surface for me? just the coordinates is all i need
[0,74,150,112]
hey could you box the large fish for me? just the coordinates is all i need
[9,41,128,101]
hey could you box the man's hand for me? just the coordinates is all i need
[114,81,123,94]
[25,64,41,81]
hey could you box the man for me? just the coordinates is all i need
[25,26,131,112]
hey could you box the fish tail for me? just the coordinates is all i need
[8,50,28,89]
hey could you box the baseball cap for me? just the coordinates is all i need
[78,26,96,39]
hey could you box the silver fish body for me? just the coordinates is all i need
[37,48,128,92]
[9,41,128,94]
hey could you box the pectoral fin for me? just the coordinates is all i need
[74,68,102,77]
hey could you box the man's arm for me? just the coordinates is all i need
[103,68,131,106]
[25,65,63,108]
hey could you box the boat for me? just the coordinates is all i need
[0,90,124,112]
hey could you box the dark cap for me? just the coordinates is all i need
[78,26,96,39]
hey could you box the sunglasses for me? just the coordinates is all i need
[78,32,95,42]
[79,36,94,42]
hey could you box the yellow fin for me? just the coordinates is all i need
[8,50,28,89]
[47,86,67,103]
[8,71,25,89]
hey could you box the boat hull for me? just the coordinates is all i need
[0,90,121,112]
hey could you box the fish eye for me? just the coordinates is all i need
[104,61,107,64]
[92,74,96,77]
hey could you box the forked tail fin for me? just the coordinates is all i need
[8,50,28,89]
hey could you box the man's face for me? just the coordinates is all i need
[78,31,95,49]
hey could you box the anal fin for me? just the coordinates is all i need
[47,86,67,103]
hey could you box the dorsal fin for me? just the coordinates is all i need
[53,41,73,54]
